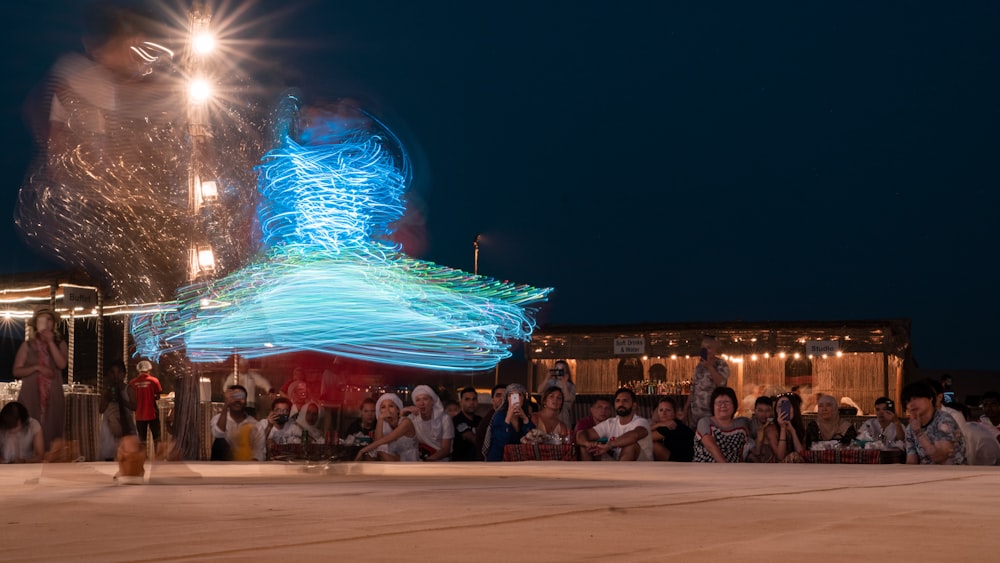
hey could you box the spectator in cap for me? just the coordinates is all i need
[859,397,905,451]
[129,360,162,452]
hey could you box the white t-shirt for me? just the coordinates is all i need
[0,418,42,463]
[411,413,455,460]
[963,421,1000,466]
[257,419,298,446]
[591,415,653,461]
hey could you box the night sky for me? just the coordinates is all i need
[2,1,998,371]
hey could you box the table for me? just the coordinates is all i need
[269,443,360,462]
[503,443,576,461]
[803,448,903,464]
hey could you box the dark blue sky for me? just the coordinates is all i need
[3,1,998,370]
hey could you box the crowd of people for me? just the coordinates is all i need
[4,331,1000,467]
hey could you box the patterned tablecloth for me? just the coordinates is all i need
[503,443,576,461]
[803,448,889,464]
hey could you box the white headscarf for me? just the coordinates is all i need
[293,401,325,443]
[411,385,443,418]
[410,385,447,451]
[375,393,404,416]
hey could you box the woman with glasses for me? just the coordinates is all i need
[692,387,749,463]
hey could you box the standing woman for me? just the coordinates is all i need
[692,387,750,463]
[12,308,68,450]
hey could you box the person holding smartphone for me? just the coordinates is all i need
[485,384,535,461]
[537,360,577,429]
[687,335,730,427]
[774,393,806,461]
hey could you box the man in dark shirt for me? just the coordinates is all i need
[452,387,483,461]
[343,398,377,443]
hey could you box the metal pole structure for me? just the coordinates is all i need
[473,234,481,276]
[67,310,75,386]
[96,289,103,392]
[172,2,215,460]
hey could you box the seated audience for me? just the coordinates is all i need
[746,396,779,463]
[576,388,651,461]
[531,386,571,440]
[476,384,507,460]
[649,396,694,462]
[355,393,419,461]
[773,393,806,461]
[405,385,454,461]
[485,384,535,461]
[924,378,967,427]
[287,380,312,420]
[980,391,1000,430]
[805,394,858,449]
[902,381,966,465]
[98,360,136,461]
[291,401,326,445]
[858,397,905,450]
[343,397,377,442]
[258,397,297,457]
[947,402,1000,466]
[692,387,750,463]
[0,401,45,463]
[839,396,863,416]
[573,397,612,441]
[740,384,763,417]
[210,385,265,461]
[452,387,483,461]
[536,359,577,428]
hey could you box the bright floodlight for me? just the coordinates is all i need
[197,247,216,271]
[193,31,215,54]
[189,79,212,103]
[199,179,219,201]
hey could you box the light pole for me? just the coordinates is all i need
[473,233,481,276]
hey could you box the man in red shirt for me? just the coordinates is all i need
[129,360,162,450]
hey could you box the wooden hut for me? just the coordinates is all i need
[526,319,913,417]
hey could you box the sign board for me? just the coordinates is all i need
[63,286,97,309]
[614,337,645,355]
[805,340,839,356]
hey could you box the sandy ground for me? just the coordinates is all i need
[1,460,997,562]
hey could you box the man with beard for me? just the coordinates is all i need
[451,387,482,461]
[576,388,652,461]
[210,385,264,461]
